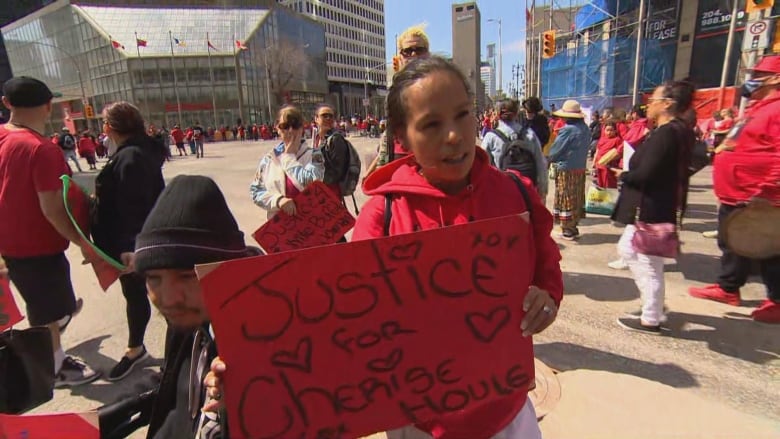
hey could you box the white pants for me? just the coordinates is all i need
[617,225,666,325]
[388,398,541,439]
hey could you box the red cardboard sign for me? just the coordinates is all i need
[252,182,355,253]
[0,277,23,331]
[0,411,99,439]
[198,215,535,439]
[60,175,123,291]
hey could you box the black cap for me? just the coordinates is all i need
[134,175,253,273]
[2,77,54,108]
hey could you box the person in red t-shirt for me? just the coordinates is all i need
[77,131,97,170]
[170,124,186,156]
[0,77,100,387]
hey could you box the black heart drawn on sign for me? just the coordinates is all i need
[465,306,511,343]
[270,336,312,373]
[388,241,422,261]
[366,348,404,373]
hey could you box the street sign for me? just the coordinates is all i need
[743,19,773,51]
[362,98,370,107]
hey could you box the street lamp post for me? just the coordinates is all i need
[488,18,503,95]
[26,40,95,130]
[364,61,391,118]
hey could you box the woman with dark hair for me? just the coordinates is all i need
[521,97,550,146]
[593,119,624,189]
[612,80,696,333]
[312,103,351,197]
[354,56,563,438]
[623,104,651,149]
[92,101,165,380]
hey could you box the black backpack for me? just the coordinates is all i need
[490,129,538,187]
[382,172,533,236]
[322,132,362,213]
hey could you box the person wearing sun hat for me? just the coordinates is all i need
[688,54,780,324]
[547,99,591,240]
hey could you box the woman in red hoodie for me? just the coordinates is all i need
[353,56,563,439]
[592,120,624,188]
[201,57,562,438]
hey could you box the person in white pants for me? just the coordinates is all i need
[610,80,697,333]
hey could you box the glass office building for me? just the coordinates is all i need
[1,1,328,132]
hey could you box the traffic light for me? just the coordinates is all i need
[746,0,774,13]
[542,30,556,59]
[392,55,401,72]
[84,105,94,119]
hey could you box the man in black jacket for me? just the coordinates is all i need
[99,175,259,439]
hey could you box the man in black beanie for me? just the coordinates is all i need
[121,175,258,439]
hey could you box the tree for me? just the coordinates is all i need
[263,40,310,107]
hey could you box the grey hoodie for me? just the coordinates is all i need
[480,119,549,198]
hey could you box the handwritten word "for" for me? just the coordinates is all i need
[199,215,535,439]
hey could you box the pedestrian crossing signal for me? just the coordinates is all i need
[542,30,556,59]
[84,105,94,119]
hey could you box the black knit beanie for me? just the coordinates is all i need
[134,175,250,273]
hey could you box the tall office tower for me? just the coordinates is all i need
[276,0,387,117]
[481,61,496,99]
[452,2,483,111]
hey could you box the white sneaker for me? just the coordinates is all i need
[55,356,101,388]
[608,259,629,270]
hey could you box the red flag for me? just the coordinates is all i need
[235,40,248,51]
[111,40,125,50]
[208,40,219,51]
[526,8,532,22]
[136,38,147,47]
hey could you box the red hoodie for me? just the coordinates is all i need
[713,92,780,206]
[354,147,563,439]
[623,118,650,148]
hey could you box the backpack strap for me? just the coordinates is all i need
[506,172,533,219]
[383,194,393,237]
[491,129,511,144]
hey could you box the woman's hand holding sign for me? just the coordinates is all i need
[520,286,558,337]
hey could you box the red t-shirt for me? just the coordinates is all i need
[0,125,72,257]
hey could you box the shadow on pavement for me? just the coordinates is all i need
[665,312,780,365]
[563,272,638,302]
[535,342,699,388]
[65,336,162,406]
[572,233,618,246]
[679,221,719,233]
[669,252,722,283]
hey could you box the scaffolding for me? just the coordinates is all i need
[527,0,680,111]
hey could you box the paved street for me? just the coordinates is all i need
[14,137,780,438]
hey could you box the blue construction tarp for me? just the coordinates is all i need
[541,36,676,111]
[574,0,641,32]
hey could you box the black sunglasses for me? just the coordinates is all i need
[400,46,428,57]
[278,121,302,130]
[318,113,334,119]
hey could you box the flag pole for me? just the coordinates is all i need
[233,32,245,125]
[135,31,151,123]
[169,30,183,126]
[207,32,219,129]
